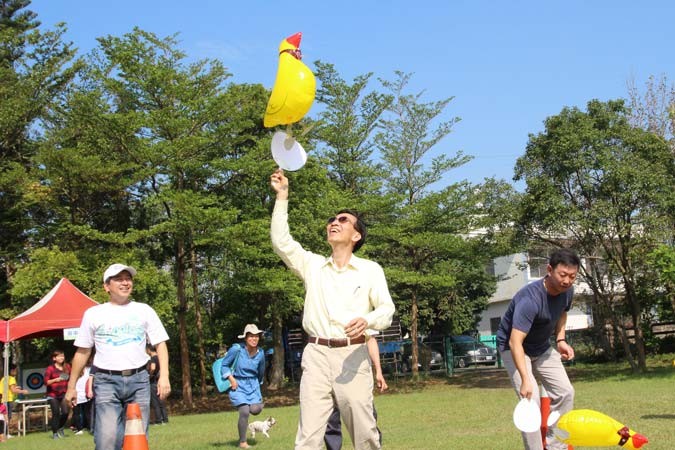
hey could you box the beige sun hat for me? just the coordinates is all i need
[238,324,264,339]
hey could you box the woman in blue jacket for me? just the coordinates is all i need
[221,324,266,449]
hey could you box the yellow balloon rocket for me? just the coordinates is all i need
[552,409,648,449]
[264,32,316,128]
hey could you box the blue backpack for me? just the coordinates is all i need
[212,344,241,393]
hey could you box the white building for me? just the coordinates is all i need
[476,252,593,337]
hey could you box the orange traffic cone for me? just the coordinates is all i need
[540,388,551,449]
[122,403,149,450]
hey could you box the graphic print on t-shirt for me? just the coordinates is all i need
[96,320,146,346]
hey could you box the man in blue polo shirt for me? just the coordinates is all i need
[497,248,580,450]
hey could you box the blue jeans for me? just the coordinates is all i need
[93,370,150,450]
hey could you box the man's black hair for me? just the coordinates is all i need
[549,248,580,269]
[336,209,367,253]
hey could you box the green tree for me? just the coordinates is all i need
[514,99,675,372]
[193,81,317,390]
[314,61,392,196]
[647,245,675,321]
[0,0,79,306]
[36,28,246,405]
[373,72,495,376]
[626,76,675,326]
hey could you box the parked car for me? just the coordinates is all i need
[446,335,498,368]
[401,340,445,372]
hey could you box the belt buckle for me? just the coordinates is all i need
[326,338,332,348]
[121,369,132,376]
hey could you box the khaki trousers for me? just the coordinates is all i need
[295,343,380,450]
[501,347,575,450]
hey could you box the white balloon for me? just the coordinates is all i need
[513,398,541,433]
[271,131,307,171]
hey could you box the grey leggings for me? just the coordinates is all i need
[237,403,263,443]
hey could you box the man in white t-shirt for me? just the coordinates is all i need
[65,264,170,450]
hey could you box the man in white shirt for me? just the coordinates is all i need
[65,264,170,450]
[270,169,395,450]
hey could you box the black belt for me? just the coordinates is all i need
[307,335,366,348]
[94,365,147,376]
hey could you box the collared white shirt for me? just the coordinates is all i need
[271,200,395,339]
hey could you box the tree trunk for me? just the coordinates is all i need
[625,282,648,372]
[610,308,637,373]
[190,241,208,397]
[267,311,285,390]
[411,291,419,378]
[591,293,614,360]
[176,238,194,407]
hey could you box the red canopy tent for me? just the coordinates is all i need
[1,277,99,343]
[1,278,99,404]
[0,278,99,433]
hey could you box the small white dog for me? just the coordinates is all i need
[248,416,276,439]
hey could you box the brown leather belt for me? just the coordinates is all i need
[307,335,366,348]
[94,365,147,376]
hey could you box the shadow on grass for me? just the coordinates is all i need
[641,414,675,419]
[210,439,247,447]
[444,368,513,389]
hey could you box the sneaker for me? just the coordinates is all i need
[52,433,60,439]
[58,428,65,438]
[75,430,84,436]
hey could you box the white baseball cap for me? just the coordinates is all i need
[103,263,137,283]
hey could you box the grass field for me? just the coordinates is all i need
[12,355,675,449]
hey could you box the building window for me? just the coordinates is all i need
[528,257,548,278]
[527,246,551,279]
[490,317,501,334]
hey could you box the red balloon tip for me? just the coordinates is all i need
[631,433,649,448]
[286,32,302,48]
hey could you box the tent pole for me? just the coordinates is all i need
[3,342,8,437]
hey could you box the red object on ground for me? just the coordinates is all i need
[541,391,574,450]
[541,394,551,447]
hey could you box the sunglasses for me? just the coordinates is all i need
[327,216,353,225]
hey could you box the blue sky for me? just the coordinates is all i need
[31,1,675,187]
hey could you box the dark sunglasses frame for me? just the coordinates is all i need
[327,216,352,225]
